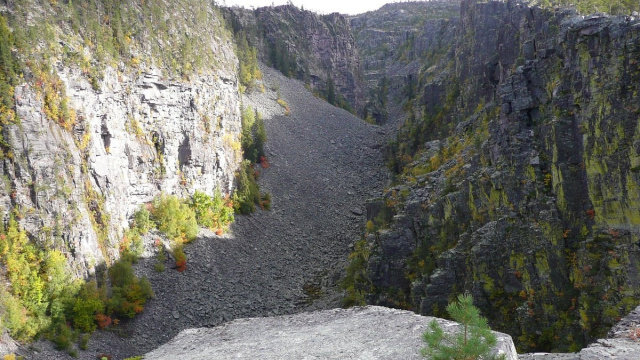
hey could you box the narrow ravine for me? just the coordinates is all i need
[25,66,388,359]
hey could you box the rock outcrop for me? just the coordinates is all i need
[521,305,640,359]
[144,306,518,360]
[1,1,241,277]
[352,0,640,353]
[225,5,364,114]
[349,1,460,124]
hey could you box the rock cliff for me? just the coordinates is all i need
[225,5,364,114]
[1,0,241,278]
[351,0,640,353]
[349,1,460,124]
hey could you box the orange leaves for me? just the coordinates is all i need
[585,209,595,219]
[174,247,187,272]
[96,313,112,329]
[260,156,270,169]
[176,258,187,272]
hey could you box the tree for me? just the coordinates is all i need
[327,76,336,105]
[422,294,505,360]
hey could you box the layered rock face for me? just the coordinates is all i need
[349,1,460,124]
[355,0,640,353]
[226,5,364,114]
[2,1,241,278]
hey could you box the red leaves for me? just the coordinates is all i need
[260,156,270,169]
[96,313,112,330]
[585,209,595,219]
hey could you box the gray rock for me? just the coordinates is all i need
[144,306,518,360]
[9,35,241,277]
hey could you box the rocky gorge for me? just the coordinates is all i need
[0,0,638,359]
[351,0,640,354]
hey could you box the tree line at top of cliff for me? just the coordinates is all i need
[538,0,638,15]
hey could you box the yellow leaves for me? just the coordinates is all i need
[78,132,91,151]
[34,65,76,131]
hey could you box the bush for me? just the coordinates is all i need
[241,106,267,164]
[49,322,74,351]
[0,217,50,341]
[260,192,271,210]
[107,258,153,318]
[71,281,106,334]
[189,190,234,233]
[121,227,143,257]
[173,246,187,272]
[151,194,198,243]
[422,294,504,360]
[154,248,166,272]
[133,207,152,235]
[233,161,261,214]
[341,238,373,307]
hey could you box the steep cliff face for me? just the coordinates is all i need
[349,1,460,124]
[226,5,364,114]
[353,0,640,352]
[1,0,241,278]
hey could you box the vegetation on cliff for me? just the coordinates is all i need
[541,0,639,14]
[347,0,640,353]
[0,215,152,352]
[225,5,364,115]
[0,0,262,352]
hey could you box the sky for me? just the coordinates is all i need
[221,0,409,15]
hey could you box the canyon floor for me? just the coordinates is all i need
[21,66,388,359]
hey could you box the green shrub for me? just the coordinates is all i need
[189,190,234,232]
[121,227,143,257]
[422,294,504,360]
[132,207,152,235]
[79,333,90,350]
[49,322,74,351]
[0,15,19,112]
[71,281,106,334]
[107,257,153,318]
[154,249,166,272]
[260,192,272,210]
[233,161,261,214]
[150,194,199,243]
[241,106,267,164]
[341,238,373,307]
[0,217,50,341]
[173,246,187,272]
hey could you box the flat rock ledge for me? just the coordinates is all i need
[144,306,517,360]
[521,305,640,360]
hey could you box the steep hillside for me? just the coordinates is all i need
[349,0,640,353]
[20,64,386,360]
[224,5,364,114]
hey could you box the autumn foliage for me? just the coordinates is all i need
[96,313,112,330]
[174,246,187,272]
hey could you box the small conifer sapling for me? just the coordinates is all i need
[422,293,505,360]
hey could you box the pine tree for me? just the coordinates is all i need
[422,294,505,360]
[327,76,336,105]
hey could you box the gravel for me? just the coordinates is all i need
[20,65,387,360]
